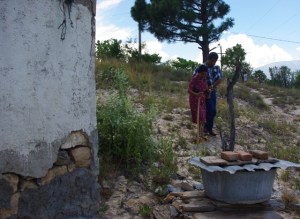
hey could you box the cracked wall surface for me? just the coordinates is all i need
[0,0,98,177]
[0,0,99,217]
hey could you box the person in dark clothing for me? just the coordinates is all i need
[203,52,222,136]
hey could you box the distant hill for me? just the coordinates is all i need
[254,60,300,78]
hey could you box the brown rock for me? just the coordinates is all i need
[139,192,158,205]
[20,180,38,191]
[172,199,183,212]
[177,181,194,191]
[41,165,68,185]
[54,150,72,166]
[237,151,253,161]
[61,131,89,149]
[221,151,239,161]
[200,156,227,165]
[0,192,21,218]
[0,209,10,219]
[10,192,20,215]
[249,150,269,160]
[124,199,140,214]
[163,194,175,203]
[3,173,19,193]
[67,163,76,172]
[152,205,171,219]
[182,199,216,212]
[70,146,91,168]
[180,191,206,200]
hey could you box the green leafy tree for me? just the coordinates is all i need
[221,44,253,78]
[269,66,292,88]
[96,39,124,60]
[294,70,300,88]
[167,57,198,72]
[253,70,267,83]
[219,44,245,151]
[131,0,234,62]
[124,40,162,64]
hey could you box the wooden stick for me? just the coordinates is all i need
[196,94,201,144]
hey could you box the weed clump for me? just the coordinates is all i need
[97,67,156,174]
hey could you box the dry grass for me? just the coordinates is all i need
[281,189,298,210]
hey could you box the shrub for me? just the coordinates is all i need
[139,205,152,218]
[97,67,156,174]
[151,138,178,184]
[281,189,297,210]
[96,39,124,60]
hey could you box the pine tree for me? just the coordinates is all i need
[131,0,234,62]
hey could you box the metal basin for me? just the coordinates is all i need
[201,168,277,204]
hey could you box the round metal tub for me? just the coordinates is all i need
[201,168,277,204]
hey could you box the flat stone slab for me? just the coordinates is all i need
[182,199,216,212]
[211,199,285,211]
[180,191,206,200]
[192,210,283,219]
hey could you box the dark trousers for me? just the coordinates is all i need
[206,90,217,132]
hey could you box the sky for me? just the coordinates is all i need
[95,0,300,68]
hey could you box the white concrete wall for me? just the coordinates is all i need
[0,0,97,177]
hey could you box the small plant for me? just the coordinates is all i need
[178,134,188,149]
[163,114,174,121]
[198,147,211,157]
[98,204,109,213]
[279,170,290,182]
[151,138,178,185]
[292,176,300,190]
[138,205,152,218]
[188,164,201,180]
[142,94,157,110]
[281,189,297,210]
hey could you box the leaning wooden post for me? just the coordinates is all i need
[226,64,241,151]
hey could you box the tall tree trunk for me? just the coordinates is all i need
[202,43,209,63]
[138,24,142,55]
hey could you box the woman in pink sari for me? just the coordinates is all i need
[188,65,210,138]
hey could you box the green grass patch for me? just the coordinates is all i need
[235,84,269,110]
[151,138,178,185]
[265,138,299,163]
[139,205,152,218]
[245,81,300,108]
[258,119,297,136]
[96,59,191,94]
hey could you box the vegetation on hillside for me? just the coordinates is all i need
[95,52,299,216]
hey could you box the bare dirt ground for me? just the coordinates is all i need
[98,87,300,219]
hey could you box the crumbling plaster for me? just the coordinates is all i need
[0,0,98,177]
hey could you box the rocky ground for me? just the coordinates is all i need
[97,86,300,219]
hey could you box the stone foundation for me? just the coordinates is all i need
[0,131,100,218]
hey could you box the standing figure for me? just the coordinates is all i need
[188,65,210,140]
[204,52,222,136]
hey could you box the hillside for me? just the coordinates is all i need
[255,60,300,78]
[96,62,300,218]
